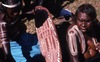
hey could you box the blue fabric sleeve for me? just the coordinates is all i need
[10,33,42,62]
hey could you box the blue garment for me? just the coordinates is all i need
[60,9,72,17]
[10,33,42,62]
[60,9,72,20]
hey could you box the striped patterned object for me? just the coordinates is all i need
[0,22,9,56]
[36,15,62,62]
[68,25,86,56]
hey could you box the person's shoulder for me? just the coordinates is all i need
[94,22,100,31]
[66,24,77,34]
[67,24,75,31]
[93,22,100,41]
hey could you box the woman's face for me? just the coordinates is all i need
[76,12,93,33]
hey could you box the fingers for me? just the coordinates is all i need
[96,43,100,50]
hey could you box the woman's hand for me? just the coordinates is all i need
[95,42,100,52]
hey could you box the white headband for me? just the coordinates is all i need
[2,2,20,8]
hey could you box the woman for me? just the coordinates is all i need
[66,3,100,62]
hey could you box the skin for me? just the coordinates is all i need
[7,8,19,18]
[76,12,92,33]
[76,12,97,59]
[6,6,20,23]
[83,34,97,59]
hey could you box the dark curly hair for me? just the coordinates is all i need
[74,3,97,22]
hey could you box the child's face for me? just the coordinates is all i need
[76,12,92,33]
[6,5,20,20]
